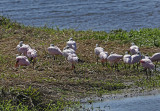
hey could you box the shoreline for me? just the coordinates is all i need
[79,87,160,103]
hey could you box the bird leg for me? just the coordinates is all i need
[116,63,119,72]
[136,62,139,70]
[155,61,158,71]
[96,55,98,64]
[53,56,55,60]
[101,61,104,67]
[15,61,19,68]
[145,69,148,79]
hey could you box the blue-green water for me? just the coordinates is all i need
[0,0,160,32]
[80,94,160,111]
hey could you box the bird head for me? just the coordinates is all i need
[50,44,54,47]
[69,38,73,41]
[96,44,99,47]
[131,42,135,46]
[19,41,23,47]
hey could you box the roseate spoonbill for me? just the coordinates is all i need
[107,52,123,71]
[99,51,108,66]
[67,53,79,72]
[15,55,30,68]
[62,45,75,59]
[130,42,139,55]
[66,38,77,51]
[131,51,141,69]
[27,48,37,67]
[140,58,155,79]
[123,51,132,69]
[48,44,62,60]
[94,44,104,63]
[16,41,31,56]
[150,52,160,71]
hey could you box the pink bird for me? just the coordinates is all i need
[94,44,104,63]
[27,48,37,67]
[48,44,62,60]
[99,51,108,66]
[150,52,160,71]
[15,55,30,68]
[123,51,132,69]
[130,42,139,55]
[62,45,75,59]
[131,52,141,69]
[66,38,77,51]
[67,53,79,72]
[140,58,155,79]
[16,41,31,56]
[107,52,123,70]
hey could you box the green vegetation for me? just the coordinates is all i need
[0,16,160,110]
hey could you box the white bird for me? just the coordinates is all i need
[131,51,141,69]
[94,44,104,63]
[130,42,139,55]
[140,58,155,79]
[67,53,79,72]
[62,45,75,59]
[66,38,77,51]
[150,52,160,70]
[48,44,62,60]
[123,51,132,69]
[16,41,31,56]
[15,55,30,68]
[27,48,37,67]
[107,52,123,70]
[99,51,108,66]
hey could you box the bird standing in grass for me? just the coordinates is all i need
[48,44,62,60]
[140,58,155,79]
[94,44,104,63]
[131,51,141,69]
[150,52,160,71]
[66,38,77,51]
[15,55,30,68]
[67,53,79,72]
[123,51,132,69]
[130,42,139,55]
[107,52,123,71]
[27,48,37,68]
[62,45,75,59]
[99,51,108,66]
[16,41,31,56]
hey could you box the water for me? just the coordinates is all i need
[1,0,160,32]
[80,94,160,111]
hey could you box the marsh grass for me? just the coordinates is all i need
[1,16,160,110]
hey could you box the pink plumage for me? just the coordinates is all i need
[107,53,123,64]
[123,52,132,64]
[62,46,75,58]
[150,52,160,62]
[48,44,62,56]
[27,48,37,59]
[94,44,104,56]
[130,43,139,55]
[66,38,77,51]
[15,55,30,68]
[16,41,31,56]
[99,51,108,63]
[131,52,141,64]
[67,53,79,71]
[140,58,155,70]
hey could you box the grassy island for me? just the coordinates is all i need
[0,16,160,110]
